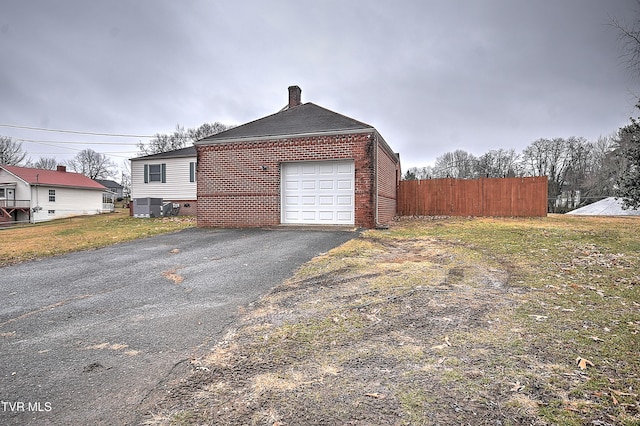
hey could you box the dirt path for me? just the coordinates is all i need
[142,234,543,425]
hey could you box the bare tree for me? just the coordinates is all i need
[0,136,28,165]
[403,165,436,180]
[65,149,116,180]
[521,138,573,211]
[563,136,592,195]
[475,149,522,177]
[611,3,640,80]
[433,150,477,178]
[188,122,231,141]
[32,157,58,170]
[119,160,131,198]
[137,122,231,156]
[580,136,620,201]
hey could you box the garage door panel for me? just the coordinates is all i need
[337,179,352,190]
[337,211,352,221]
[302,164,317,174]
[336,163,352,174]
[336,195,352,206]
[285,165,300,175]
[284,196,299,206]
[302,196,316,205]
[301,211,316,220]
[319,196,333,206]
[285,181,299,190]
[318,164,334,174]
[319,180,334,190]
[282,160,354,225]
[284,211,299,220]
[301,180,316,190]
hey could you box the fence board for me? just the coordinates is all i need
[398,176,548,217]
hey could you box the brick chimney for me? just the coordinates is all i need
[57,165,66,172]
[288,85,301,108]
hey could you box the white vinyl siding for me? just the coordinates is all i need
[281,160,354,225]
[30,186,103,223]
[131,156,197,200]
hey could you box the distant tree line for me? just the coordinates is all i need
[402,125,638,212]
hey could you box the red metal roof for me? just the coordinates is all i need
[1,165,106,190]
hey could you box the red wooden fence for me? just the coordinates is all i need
[397,176,548,217]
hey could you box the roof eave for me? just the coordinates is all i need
[130,153,196,161]
[195,127,376,146]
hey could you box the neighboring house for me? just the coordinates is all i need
[94,179,125,199]
[0,165,107,224]
[195,86,401,228]
[129,146,197,215]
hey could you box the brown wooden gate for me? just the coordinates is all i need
[397,176,548,217]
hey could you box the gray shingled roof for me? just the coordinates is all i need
[130,145,196,161]
[94,179,123,189]
[197,103,374,144]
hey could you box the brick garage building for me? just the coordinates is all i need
[195,86,400,228]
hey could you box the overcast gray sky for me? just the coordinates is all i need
[1,0,638,172]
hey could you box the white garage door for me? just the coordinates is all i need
[281,160,354,225]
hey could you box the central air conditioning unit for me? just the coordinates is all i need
[160,202,181,217]
[133,198,162,218]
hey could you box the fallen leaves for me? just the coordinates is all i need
[510,381,525,392]
[528,315,548,322]
[431,335,452,350]
[365,392,387,399]
[162,268,184,284]
[575,357,594,370]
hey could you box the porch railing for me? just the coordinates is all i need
[0,200,30,208]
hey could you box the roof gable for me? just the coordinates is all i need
[197,103,373,144]
[1,165,106,190]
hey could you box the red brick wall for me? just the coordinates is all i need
[164,200,197,216]
[197,132,379,228]
[376,136,400,225]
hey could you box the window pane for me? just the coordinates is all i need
[149,164,162,182]
[49,189,56,202]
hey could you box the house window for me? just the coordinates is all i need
[48,210,55,214]
[144,164,166,183]
[0,188,4,198]
[189,162,196,183]
[49,189,56,202]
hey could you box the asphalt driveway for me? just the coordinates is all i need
[0,227,355,425]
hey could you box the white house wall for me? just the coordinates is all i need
[0,168,31,223]
[0,168,31,201]
[30,186,103,223]
[130,157,197,200]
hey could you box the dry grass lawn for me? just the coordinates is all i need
[0,209,195,267]
[144,215,640,426]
